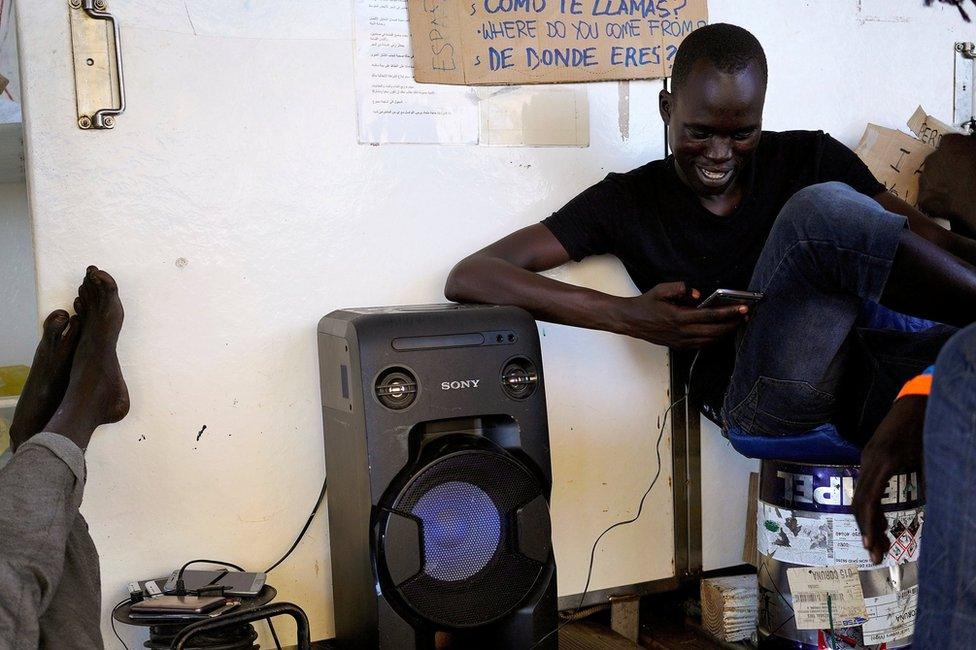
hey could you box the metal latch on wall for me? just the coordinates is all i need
[68,0,125,129]
[955,42,975,134]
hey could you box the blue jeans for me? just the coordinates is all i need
[915,324,976,648]
[723,182,954,441]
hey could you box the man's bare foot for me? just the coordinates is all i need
[45,266,129,450]
[8,310,81,451]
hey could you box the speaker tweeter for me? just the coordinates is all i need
[376,367,418,410]
[501,357,538,400]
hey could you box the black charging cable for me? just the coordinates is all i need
[173,559,246,596]
[168,473,328,594]
[113,565,242,649]
[257,474,327,649]
[111,597,131,650]
[264,475,328,574]
[141,475,327,649]
[531,350,702,648]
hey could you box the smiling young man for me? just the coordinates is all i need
[446,24,976,442]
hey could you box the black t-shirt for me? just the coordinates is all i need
[542,130,886,417]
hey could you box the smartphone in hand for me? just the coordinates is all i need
[697,289,764,309]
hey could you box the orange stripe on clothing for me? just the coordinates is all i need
[897,374,933,400]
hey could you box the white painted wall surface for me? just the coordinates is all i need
[13,0,975,646]
[16,3,675,646]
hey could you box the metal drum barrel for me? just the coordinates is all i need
[757,459,924,649]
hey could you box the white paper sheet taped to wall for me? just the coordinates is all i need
[354,0,478,144]
[477,86,589,146]
[354,0,591,146]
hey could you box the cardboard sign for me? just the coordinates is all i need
[907,106,964,149]
[854,123,935,207]
[408,0,708,85]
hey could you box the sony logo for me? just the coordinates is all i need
[440,379,481,390]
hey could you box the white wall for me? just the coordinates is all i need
[16,3,676,647]
[13,0,975,646]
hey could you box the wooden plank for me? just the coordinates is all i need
[741,472,759,567]
[559,619,642,649]
[294,621,640,650]
[610,595,640,642]
[282,642,335,650]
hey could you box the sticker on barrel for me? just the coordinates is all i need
[785,564,869,630]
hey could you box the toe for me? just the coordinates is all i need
[62,315,82,347]
[79,277,95,306]
[74,296,86,315]
[92,269,117,294]
[43,310,70,340]
[86,266,103,291]
[81,265,98,290]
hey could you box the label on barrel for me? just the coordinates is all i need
[785,564,868,630]
[758,502,924,568]
[862,586,918,643]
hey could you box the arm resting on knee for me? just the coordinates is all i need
[875,191,976,266]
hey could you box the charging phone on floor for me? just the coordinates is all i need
[697,289,764,309]
[162,569,266,597]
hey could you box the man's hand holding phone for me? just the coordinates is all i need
[697,288,764,310]
[618,281,751,349]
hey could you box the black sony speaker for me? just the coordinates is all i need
[317,304,558,649]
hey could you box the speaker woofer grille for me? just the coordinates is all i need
[412,481,501,582]
[381,448,548,628]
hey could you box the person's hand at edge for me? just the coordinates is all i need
[853,395,926,565]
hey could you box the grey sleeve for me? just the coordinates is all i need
[0,432,87,647]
